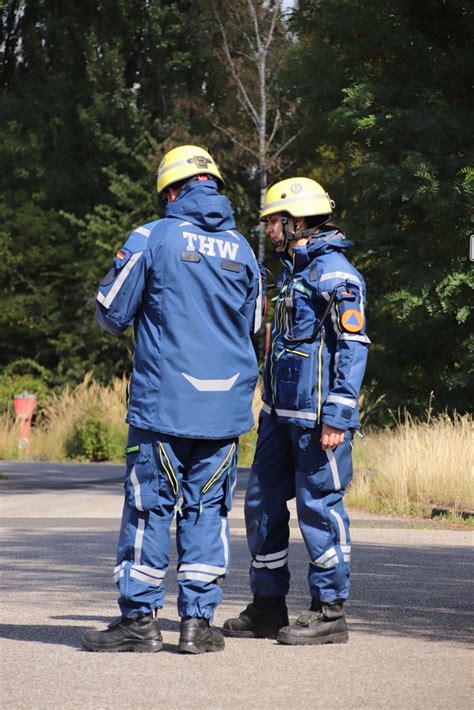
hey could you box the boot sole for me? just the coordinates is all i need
[81,639,163,653]
[222,628,279,639]
[277,631,349,646]
[178,640,225,654]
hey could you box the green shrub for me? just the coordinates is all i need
[66,413,113,462]
[0,359,50,414]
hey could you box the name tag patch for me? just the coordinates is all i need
[181,251,202,263]
[221,260,242,273]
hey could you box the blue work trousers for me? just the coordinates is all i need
[115,426,238,620]
[245,412,352,604]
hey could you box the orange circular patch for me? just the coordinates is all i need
[341,309,364,333]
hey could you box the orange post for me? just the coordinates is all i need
[13,392,37,445]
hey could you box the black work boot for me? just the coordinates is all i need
[277,600,348,645]
[178,616,225,654]
[81,612,163,652]
[223,595,289,639]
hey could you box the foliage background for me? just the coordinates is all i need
[1,0,472,424]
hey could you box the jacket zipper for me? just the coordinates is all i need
[270,284,287,401]
[317,335,324,424]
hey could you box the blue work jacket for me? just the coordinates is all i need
[262,229,369,430]
[96,180,262,439]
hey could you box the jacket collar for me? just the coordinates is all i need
[273,228,352,272]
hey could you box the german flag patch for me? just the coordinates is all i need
[116,249,126,260]
[340,308,364,333]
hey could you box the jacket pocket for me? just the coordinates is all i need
[275,347,317,411]
[124,443,160,511]
[285,287,318,341]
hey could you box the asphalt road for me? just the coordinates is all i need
[1,460,473,710]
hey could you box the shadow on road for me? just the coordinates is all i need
[0,618,182,650]
[0,623,87,648]
[1,525,472,648]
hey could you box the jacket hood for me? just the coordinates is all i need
[307,227,352,254]
[165,179,236,232]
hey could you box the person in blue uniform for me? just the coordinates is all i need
[223,177,369,645]
[81,145,263,654]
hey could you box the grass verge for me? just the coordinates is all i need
[1,377,472,519]
[348,411,473,517]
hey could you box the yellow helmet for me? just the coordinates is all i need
[260,177,334,220]
[156,145,223,195]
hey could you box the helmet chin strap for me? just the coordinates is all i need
[273,214,331,249]
[279,216,313,248]
[288,214,332,244]
[280,216,291,249]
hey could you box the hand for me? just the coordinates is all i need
[320,424,345,450]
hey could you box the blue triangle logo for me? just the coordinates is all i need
[347,312,360,326]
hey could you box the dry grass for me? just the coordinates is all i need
[0,373,128,461]
[348,412,474,515]
[1,376,472,517]
[237,384,263,467]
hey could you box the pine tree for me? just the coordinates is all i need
[289,0,473,419]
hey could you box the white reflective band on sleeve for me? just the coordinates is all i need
[326,394,356,409]
[254,273,263,333]
[330,509,347,545]
[343,554,351,562]
[339,333,371,343]
[255,548,289,562]
[221,518,229,568]
[97,251,143,310]
[177,572,224,583]
[130,465,143,511]
[178,563,227,576]
[252,556,288,570]
[133,226,150,237]
[181,372,240,392]
[261,403,272,415]
[134,518,145,565]
[274,407,317,421]
[325,449,341,491]
[341,545,351,554]
[319,271,362,286]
